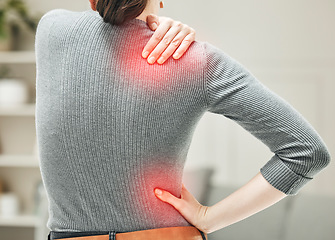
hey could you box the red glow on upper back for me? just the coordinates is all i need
[116,48,178,93]
[110,27,201,98]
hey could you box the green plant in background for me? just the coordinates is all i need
[0,65,10,78]
[0,0,38,40]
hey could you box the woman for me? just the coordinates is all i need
[35,0,331,240]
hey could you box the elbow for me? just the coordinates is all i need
[310,141,331,173]
[320,146,331,168]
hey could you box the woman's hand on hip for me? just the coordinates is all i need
[154,184,211,233]
[156,173,287,234]
[143,14,196,64]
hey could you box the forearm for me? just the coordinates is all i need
[203,172,286,233]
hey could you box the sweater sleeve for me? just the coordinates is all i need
[203,42,331,195]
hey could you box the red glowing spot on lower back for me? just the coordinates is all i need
[127,156,189,227]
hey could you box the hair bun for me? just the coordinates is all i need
[96,0,148,25]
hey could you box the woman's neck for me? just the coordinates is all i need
[136,1,160,22]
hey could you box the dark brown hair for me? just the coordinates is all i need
[96,0,149,26]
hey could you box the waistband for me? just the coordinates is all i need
[49,226,207,240]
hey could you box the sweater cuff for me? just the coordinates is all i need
[260,155,312,195]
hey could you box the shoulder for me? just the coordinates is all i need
[174,41,233,75]
[37,9,84,31]
[38,9,71,24]
[194,41,222,55]
[41,8,82,21]
[35,9,85,54]
[191,41,232,64]
[179,41,225,62]
[190,41,234,72]
[36,9,90,46]
[198,41,248,75]
[200,42,232,64]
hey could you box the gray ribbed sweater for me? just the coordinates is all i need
[35,9,330,232]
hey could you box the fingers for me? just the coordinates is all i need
[146,14,159,31]
[155,186,209,232]
[156,26,195,64]
[154,188,183,210]
[151,24,184,64]
[142,16,196,64]
[142,17,173,61]
[172,31,195,60]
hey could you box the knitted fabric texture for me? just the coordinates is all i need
[35,9,330,232]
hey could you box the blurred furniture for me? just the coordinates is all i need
[0,51,45,240]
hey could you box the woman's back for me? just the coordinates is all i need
[35,8,330,233]
[36,8,208,232]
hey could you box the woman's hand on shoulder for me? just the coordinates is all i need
[143,14,196,65]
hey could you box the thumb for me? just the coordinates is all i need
[154,188,183,210]
[146,14,159,31]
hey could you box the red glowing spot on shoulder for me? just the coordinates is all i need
[118,50,174,90]
[113,37,200,97]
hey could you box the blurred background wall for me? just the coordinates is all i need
[1,0,334,240]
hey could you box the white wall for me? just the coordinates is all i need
[25,0,335,197]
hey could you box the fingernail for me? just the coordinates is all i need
[151,22,158,30]
[142,51,149,58]
[148,57,156,64]
[173,53,179,59]
[155,189,162,196]
[157,57,165,64]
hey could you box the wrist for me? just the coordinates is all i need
[194,205,213,234]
